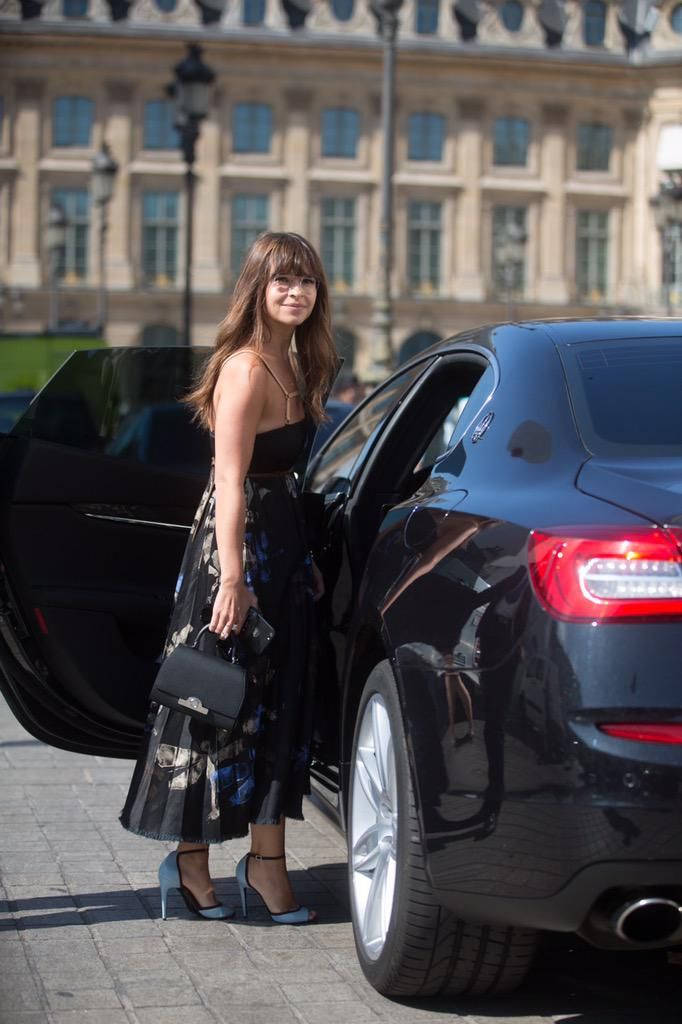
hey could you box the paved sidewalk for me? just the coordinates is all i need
[1,693,681,1024]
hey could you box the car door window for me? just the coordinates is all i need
[11,347,212,477]
[413,363,496,475]
[307,361,430,495]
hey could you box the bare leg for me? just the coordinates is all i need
[247,818,316,921]
[175,842,219,907]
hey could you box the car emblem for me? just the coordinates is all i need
[471,411,494,443]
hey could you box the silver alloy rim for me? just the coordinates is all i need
[350,693,398,961]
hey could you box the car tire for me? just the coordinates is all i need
[347,660,537,997]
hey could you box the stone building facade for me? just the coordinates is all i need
[0,0,681,372]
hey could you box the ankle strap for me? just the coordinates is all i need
[248,852,285,861]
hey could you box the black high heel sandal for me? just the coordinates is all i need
[235,852,316,924]
[158,847,234,920]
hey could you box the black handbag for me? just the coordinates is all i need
[149,624,246,733]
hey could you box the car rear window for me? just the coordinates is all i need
[561,337,682,456]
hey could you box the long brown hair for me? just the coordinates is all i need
[185,232,339,428]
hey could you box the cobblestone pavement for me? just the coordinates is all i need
[1,694,680,1024]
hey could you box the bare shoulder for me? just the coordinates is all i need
[215,349,269,400]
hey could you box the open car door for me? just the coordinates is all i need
[0,347,211,758]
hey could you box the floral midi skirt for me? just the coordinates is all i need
[120,468,315,843]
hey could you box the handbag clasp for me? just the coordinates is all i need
[178,696,209,715]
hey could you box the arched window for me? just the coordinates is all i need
[398,330,441,365]
[140,324,181,347]
[500,0,523,31]
[333,327,356,367]
[671,3,682,31]
[331,0,354,19]
[155,0,177,10]
[583,0,606,45]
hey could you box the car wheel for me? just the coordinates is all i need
[347,660,537,997]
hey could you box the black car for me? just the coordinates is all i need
[0,389,35,434]
[1,322,682,999]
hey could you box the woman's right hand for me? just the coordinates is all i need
[210,580,258,639]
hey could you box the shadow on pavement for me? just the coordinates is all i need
[7,864,352,931]
[393,934,682,1022]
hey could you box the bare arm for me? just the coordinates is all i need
[209,353,268,637]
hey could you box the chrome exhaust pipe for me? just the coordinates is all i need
[612,896,682,945]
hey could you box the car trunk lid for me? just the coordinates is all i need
[577,457,682,528]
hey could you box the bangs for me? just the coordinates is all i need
[266,235,319,280]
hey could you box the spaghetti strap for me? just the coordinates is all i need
[222,349,300,424]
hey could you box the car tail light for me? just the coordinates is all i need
[599,723,682,744]
[528,527,682,622]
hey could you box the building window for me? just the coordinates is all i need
[500,0,524,30]
[243,0,265,24]
[52,188,90,282]
[321,108,359,158]
[408,112,445,161]
[142,191,179,287]
[415,0,439,32]
[672,3,682,31]
[233,103,272,154]
[143,100,179,150]
[493,116,530,166]
[62,0,88,15]
[231,194,269,276]
[583,0,606,45]
[492,205,527,296]
[408,200,441,292]
[321,197,355,289]
[332,0,354,19]
[53,96,94,147]
[155,0,177,10]
[663,221,682,307]
[576,209,609,300]
[576,122,612,171]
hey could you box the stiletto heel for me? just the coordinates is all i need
[158,850,234,921]
[235,853,315,925]
[236,856,249,919]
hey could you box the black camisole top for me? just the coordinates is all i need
[247,418,309,475]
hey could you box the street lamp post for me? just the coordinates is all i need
[367,0,404,385]
[92,141,119,338]
[652,176,682,316]
[46,201,67,334]
[169,44,216,347]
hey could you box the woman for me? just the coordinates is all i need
[120,232,338,925]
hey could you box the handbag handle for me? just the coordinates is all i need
[191,623,239,663]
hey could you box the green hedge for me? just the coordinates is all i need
[0,336,106,392]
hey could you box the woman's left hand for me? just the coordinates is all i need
[311,559,325,602]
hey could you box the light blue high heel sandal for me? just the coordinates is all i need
[235,853,315,925]
[159,849,234,921]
